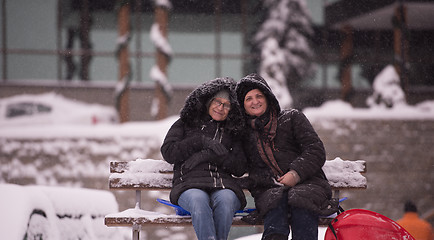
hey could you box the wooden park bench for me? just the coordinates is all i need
[105,157,367,240]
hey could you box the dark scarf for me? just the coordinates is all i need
[249,108,283,177]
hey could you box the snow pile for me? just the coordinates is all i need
[107,208,169,220]
[35,186,118,217]
[304,99,434,121]
[366,65,406,108]
[0,184,58,240]
[323,158,366,188]
[0,184,126,240]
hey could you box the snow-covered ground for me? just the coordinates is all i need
[303,99,434,120]
[0,183,129,240]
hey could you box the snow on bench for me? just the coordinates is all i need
[105,157,367,239]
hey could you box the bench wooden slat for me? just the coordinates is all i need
[108,158,367,190]
[105,212,334,227]
[105,215,193,227]
[109,173,173,190]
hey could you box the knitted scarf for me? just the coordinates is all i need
[249,108,283,177]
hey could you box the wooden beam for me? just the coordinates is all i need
[339,25,354,102]
[154,5,169,120]
[117,1,130,123]
[393,4,409,100]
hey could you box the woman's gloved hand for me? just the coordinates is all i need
[183,150,210,170]
[202,136,228,156]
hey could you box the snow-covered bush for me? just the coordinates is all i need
[252,0,316,109]
[366,65,407,108]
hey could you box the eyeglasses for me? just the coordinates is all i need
[211,99,231,110]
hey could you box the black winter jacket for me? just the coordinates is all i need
[236,73,337,219]
[160,77,248,210]
[243,109,337,217]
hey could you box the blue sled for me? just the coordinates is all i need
[157,198,347,217]
[157,198,255,216]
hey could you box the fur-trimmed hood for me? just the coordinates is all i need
[180,77,244,134]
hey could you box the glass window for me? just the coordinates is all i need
[7,0,57,50]
[8,55,57,80]
[169,58,215,85]
[352,64,371,89]
[302,64,341,89]
[221,32,242,55]
[171,32,215,54]
[221,59,243,81]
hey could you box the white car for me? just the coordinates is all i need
[0,92,118,126]
[0,184,127,240]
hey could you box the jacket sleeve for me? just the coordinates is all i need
[288,110,326,182]
[160,119,204,164]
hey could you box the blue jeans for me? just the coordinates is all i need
[178,188,241,240]
[262,191,318,240]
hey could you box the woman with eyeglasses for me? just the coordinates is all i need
[161,77,247,240]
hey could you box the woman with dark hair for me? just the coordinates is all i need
[236,73,338,240]
[161,77,247,240]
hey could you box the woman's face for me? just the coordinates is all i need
[208,97,231,121]
[244,89,268,117]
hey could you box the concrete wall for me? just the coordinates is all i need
[311,119,434,223]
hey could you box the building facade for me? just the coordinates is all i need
[1,0,434,120]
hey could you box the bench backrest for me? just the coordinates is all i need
[108,157,367,190]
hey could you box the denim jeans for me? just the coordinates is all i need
[178,188,241,240]
[262,191,318,240]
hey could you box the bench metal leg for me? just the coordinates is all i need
[132,224,140,240]
[333,189,340,200]
[133,190,141,240]
[136,190,141,209]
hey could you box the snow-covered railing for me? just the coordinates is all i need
[105,158,367,240]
